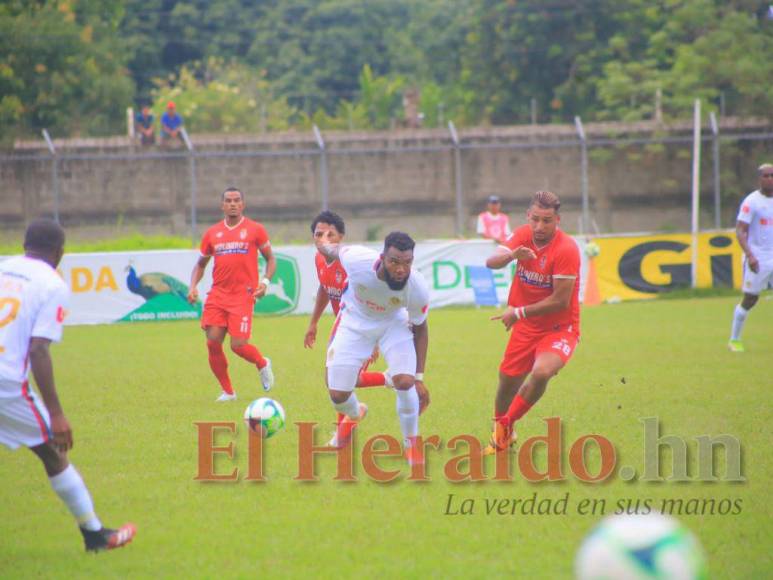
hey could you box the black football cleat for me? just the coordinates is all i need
[81,523,137,552]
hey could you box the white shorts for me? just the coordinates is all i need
[742,259,773,295]
[326,314,416,392]
[0,381,52,450]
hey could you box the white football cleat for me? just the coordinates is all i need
[215,392,237,402]
[259,358,274,391]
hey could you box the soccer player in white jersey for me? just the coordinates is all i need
[728,163,773,352]
[320,231,430,465]
[0,219,136,552]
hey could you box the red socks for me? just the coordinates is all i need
[231,343,267,369]
[357,371,385,388]
[497,394,533,428]
[206,340,233,394]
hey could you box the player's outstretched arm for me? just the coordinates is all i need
[304,285,331,348]
[491,277,575,330]
[736,221,758,273]
[29,337,72,452]
[188,255,210,304]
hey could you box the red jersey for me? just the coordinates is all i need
[504,225,580,334]
[314,251,347,315]
[199,217,270,307]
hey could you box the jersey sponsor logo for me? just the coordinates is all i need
[516,265,552,288]
[213,241,249,255]
[326,286,343,300]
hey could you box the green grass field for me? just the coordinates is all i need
[1,296,771,578]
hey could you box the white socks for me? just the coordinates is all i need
[49,464,102,531]
[396,386,419,440]
[333,393,361,419]
[730,304,749,341]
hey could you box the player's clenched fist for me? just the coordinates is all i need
[187,288,199,304]
[511,245,537,261]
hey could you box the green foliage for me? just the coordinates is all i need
[0,0,134,142]
[1,0,770,141]
[151,58,297,133]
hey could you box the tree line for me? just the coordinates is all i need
[1,0,770,143]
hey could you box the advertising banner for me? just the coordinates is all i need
[6,239,580,325]
[588,230,743,303]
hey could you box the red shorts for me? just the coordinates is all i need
[500,327,579,377]
[201,300,254,339]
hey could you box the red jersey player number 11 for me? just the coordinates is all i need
[188,187,277,402]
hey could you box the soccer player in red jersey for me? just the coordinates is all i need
[484,191,581,454]
[188,187,277,402]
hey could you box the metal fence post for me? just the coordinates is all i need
[448,121,464,237]
[710,112,721,229]
[574,116,589,235]
[181,128,197,244]
[41,129,59,223]
[313,125,329,211]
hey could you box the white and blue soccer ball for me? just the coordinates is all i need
[575,514,707,580]
[244,397,286,438]
[584,241,601,258]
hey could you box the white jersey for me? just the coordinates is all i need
[338,246,430,330]
[737,190,773,262]
[0,256,69,394]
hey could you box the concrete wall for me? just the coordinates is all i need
[1,118,770,242]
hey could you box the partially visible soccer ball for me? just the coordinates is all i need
[584,241,601,258]
[244,397,286,438]
[575,514,707,580]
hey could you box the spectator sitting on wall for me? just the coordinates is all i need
[160,101,184,146]
[134,105,155,146]
[477,195,512,244]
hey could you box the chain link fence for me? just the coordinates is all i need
[1,119,771,242]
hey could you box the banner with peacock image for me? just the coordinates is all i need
[120,261,201,322]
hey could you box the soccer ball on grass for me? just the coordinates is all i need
[575,513,706,579]
[244,397,286,438]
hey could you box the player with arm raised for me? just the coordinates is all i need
[484,191,581,454]
[728,163,773,352]
[304,212,399,447]
[0,219,136,552]
[319,232,430,465]
[188,187,276,401]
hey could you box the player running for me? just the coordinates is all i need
[304,211,390,386]
[484,191,581,454]
[0,219,136,552]
[319,232,430,465]
[728,163,773,352]
[188,187,276,401]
